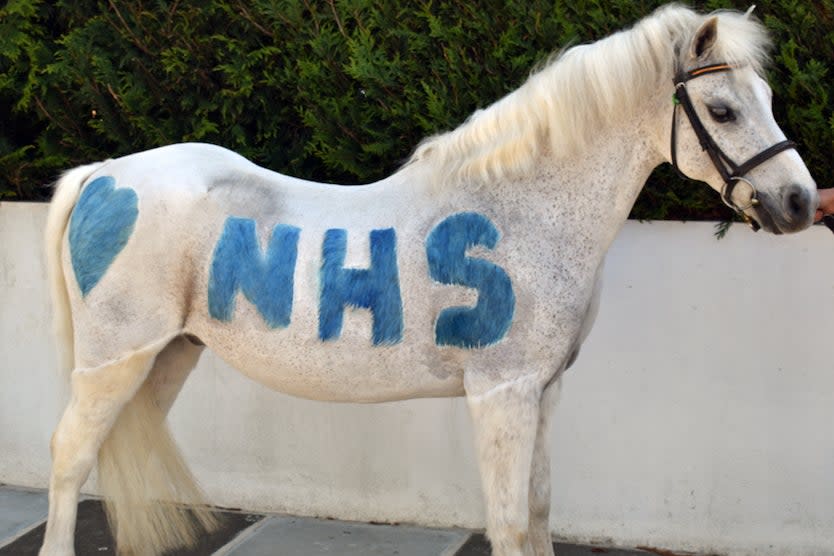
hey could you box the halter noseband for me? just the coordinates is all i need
[670,63,797,230]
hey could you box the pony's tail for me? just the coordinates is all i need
[45,163,217,554]
[98,380,218,555]
[45,162,108,374]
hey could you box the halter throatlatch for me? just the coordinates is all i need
[670,63,797,231]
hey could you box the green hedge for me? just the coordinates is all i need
[1,0,831,221]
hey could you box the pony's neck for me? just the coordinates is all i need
[584,93,670,223]
[511,92,670,251]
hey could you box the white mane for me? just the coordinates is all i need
[407,4,771,185]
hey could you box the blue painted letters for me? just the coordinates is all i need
[426,212,515,348]
[319,228,404,345]
[208,217,300,328]
[69,176,138,297]
[207,212,513,349]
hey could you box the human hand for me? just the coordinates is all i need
[816,188,834,222]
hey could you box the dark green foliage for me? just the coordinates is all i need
[1,1,831,222]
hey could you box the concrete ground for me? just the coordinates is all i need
[0,484,676,555]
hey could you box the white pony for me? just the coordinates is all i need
[40,5,817,556]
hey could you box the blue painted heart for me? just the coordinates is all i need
[68,176,139,296]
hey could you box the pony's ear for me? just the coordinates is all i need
[690,16,718,60]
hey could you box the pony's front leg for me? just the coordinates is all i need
[528,380,561,556]
[39,350,156,556]
[466,373,543,556]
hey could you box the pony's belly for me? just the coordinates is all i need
[193,325,466,403]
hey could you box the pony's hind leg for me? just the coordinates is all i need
[466,374,543,556]
[97,335,216,555]
[39,347,159,556]
[146,335,204,414]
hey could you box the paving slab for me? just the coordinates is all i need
[0,486,48,546]
[225,514,470,556]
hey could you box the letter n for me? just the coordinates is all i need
[208,217,300,328]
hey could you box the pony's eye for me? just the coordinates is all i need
[708,105,736,123]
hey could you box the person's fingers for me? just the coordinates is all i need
[819,189,834,209]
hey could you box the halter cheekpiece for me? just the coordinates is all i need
[670,63,797,231]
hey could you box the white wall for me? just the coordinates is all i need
[2,201,834,555]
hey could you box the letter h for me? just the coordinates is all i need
[319,228,403,345]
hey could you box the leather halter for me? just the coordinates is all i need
[670,63,797,230]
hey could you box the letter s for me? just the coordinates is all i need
[426,212,515,348]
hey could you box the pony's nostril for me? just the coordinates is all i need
[789,192,802,213]
[784,185,810,221]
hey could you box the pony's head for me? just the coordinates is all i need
[407,5,817,234]
[668,11,817,233]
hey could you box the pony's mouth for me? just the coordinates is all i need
[749,204,783,234]
[750,195,813,235]
[727,180,816,235]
